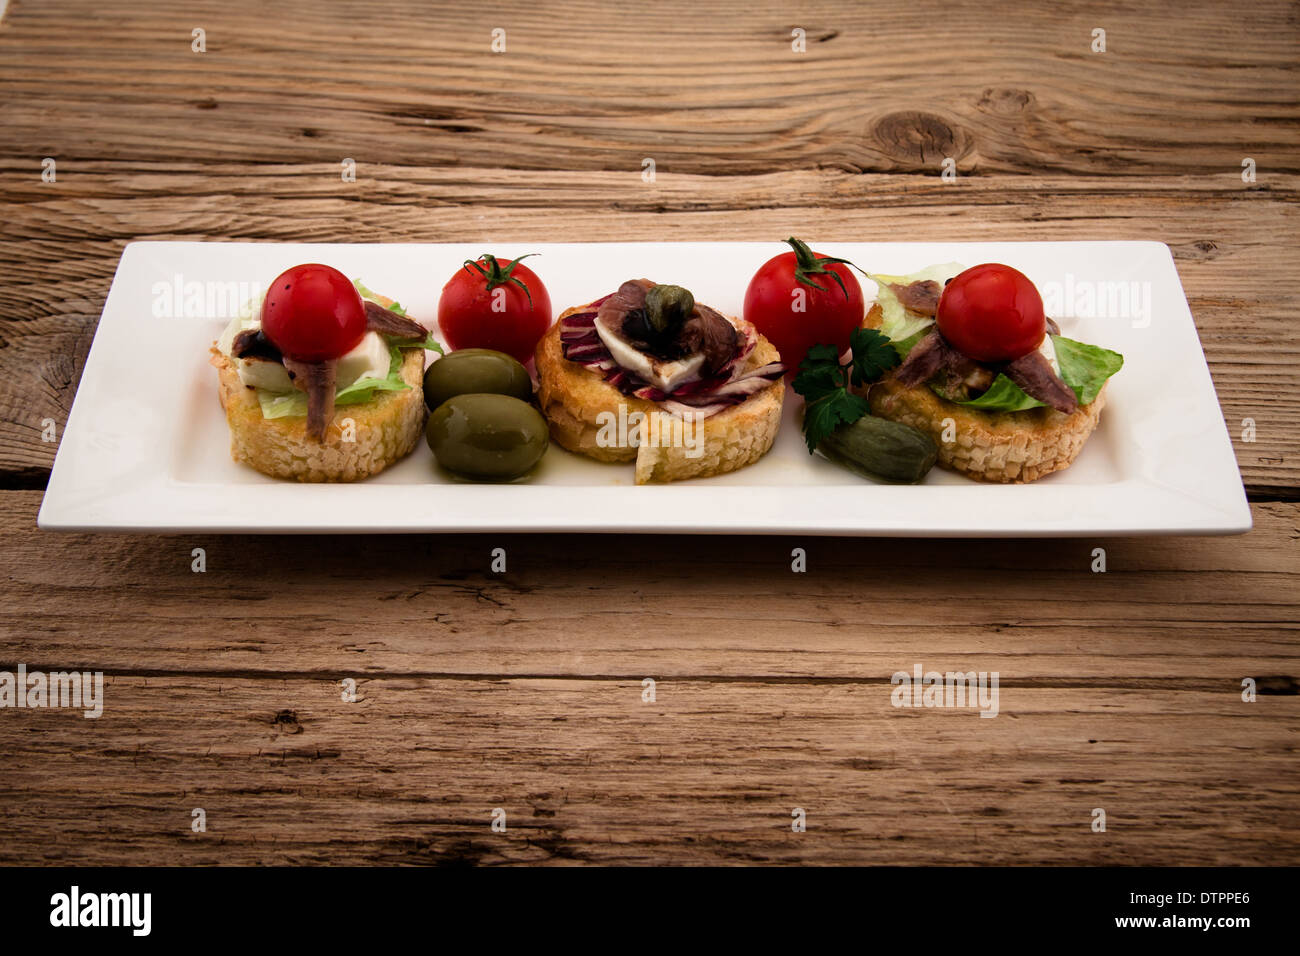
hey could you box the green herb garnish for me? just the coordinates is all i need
[353,278,411,316]
[792,327,899,453]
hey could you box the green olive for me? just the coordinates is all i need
[426,393,548,480]
[423,348,532,412]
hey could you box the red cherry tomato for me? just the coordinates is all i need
[743,238,864,374]
[261,263,367,362]
[936,263,1046,363]
[438,254,552,364]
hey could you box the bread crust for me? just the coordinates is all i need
[862,304,1106,483]
[535,305,784,484]
[211,347,427,482]
[868,377,1106,483]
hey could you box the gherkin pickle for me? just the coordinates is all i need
[426,393,548,480]
[423,348,532,412]
[818,415,937,484]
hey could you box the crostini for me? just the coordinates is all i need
[864,263,1123,483]
[210,264,441,482]
[535,279,784,484]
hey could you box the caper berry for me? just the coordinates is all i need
[644,284,695,336]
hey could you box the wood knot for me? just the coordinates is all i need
[871,110,967,166]
[780,25,839,42]
[1175,239,1221,261]
[976,88,1033,114]
[272,709,304,733]
[1256,675,1299,696]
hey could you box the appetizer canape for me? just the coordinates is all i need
[210,264,441,482]
[865,263,1123,483]
[535,279,784,484]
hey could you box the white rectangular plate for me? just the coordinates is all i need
[39,241,1250,536]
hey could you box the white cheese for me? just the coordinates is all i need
[1037,332,1060,375]
[594,315,705,393]
[335,330,392,387]
[239,356,294,392]
[216,313,390,395]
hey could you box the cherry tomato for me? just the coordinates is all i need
[261,263,367,362]
[936,263,1046,363]
[438,254,552,364]
[743,238,864,374]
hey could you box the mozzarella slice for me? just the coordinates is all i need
[218,313,391,394]
[1037,333,1060,375]
[334,331,392,387]
[238,356,293,392]
[594,316,705,393]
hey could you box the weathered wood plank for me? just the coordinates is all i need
[1,679,1295,865]
[3,491,1296,864]
[2,491,1296,680]
[0,0,1296,175]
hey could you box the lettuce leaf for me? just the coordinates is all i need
[939,335,1123,413]
[353,278,407,316]
[956,373,1045,412]
[869,262,965,357]
[407,331,444,355]
[1053,335,1124,405]
[258,343,414,419]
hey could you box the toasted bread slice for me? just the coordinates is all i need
[535,306,784,484]
[863,303,1106,483]
[211,347,426,482]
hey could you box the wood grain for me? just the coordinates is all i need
[0,0,1297,866]
[1,1,1296,175]
[0,491,1296,865]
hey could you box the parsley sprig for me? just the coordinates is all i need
[791,328,900,453]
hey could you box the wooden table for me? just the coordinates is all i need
[0,0,1296,865]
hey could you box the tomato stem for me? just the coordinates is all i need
[462,253,539,308]
[785,237,862,299]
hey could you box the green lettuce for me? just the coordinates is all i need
[957,373,1046,412]
[353,278,407,316]
[258,342,415,419]
[943,335,1123,413]
[869,262,965,357]
[1053,335,1124,405]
